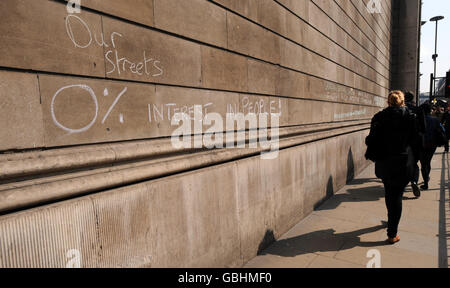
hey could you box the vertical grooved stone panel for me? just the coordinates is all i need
[0,199,98,268]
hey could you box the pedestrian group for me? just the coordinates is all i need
[365,90,448,244]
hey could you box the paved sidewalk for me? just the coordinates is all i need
[245,150,450,268]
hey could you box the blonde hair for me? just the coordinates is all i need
[388,90,405,107]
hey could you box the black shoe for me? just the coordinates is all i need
[411,183,421,198]
[420,184,429,191]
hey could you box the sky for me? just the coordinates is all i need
[420,0,450,93]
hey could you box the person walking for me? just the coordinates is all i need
[404,91,424,198]
[365,91,417,244]
[420,103,446,190]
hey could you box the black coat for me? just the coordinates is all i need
[424,114,446,149]
[406,102,426,153]
[365,107,417,185]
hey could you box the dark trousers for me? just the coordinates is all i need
[420,147,437,184]
[411,161,420,184]
[383,182,405,238]
[376,153,411,238]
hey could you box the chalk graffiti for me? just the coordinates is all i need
[65,14,163,78]
[65,14,92,48]
[50,84,283,135]
[57,15,284,136]
[51,84,127,134]
[334,109,367,120]
[51,84,99,134]
[147,103,214,123]
[101,87,127,124]
[227,96,282,116]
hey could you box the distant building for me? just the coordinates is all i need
[419,92,430,105]
[436,69,450,97]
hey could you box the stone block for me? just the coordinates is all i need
[254,0,286,35]
[93,163,242,267]
[212,0,259,21]
[277,0,310,21]
[80,0,154,26]
[236,156,276,262]
[303,142,328,214]
[274,149,306,237]
[248,59,279,95]
[227,13,281,64]
[154,0,227,48]
[102,17,202,87]
[286,98,313,126]
[285,11,305,44]
[0,197,99,268]
[0,0,104,77]
[271,96,289,127]
[39,74,243,147]
[39,75,156,147]
[153,86,240,136]
[280,39,306,72]
[0,71,44,151]
[277,69,307,99]
[201,46,248,92]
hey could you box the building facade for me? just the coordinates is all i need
[0,0,420,267]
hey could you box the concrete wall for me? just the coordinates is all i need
[0,0,418,267]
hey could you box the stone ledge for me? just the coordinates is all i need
[0,122,369,214]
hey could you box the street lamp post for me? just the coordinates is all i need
[430,16,445,99]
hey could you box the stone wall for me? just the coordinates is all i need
[0,0,414,267]
[0,130,369,268]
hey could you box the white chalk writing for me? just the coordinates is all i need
[227,96,282,116]
[51,84,128,134]
[65,14,164,78]
[334,109,367,120]
[50,84,283,135]
[51,84,99,134]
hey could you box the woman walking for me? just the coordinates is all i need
[365,91,417,244]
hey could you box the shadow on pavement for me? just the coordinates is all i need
[258,223,388,258]
[316,185,385,211]
[349,178,382,185]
